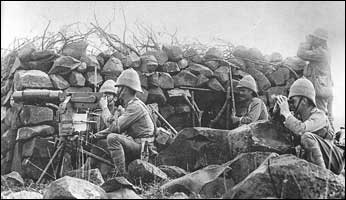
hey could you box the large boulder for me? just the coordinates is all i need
[144,50,168,66]
[43,176,107,199]
[48,56,81,75]
[61,40,88,60]
[64,168,105,186]
[14,70,53,91]
[16,125,55,141]
[173,70,198,87]
[49,74,70,90]
[1,129,17,156]
[148,72,174,89]
[147,87,167,106]
[207,78,225,92]
[204,47,223,60]
[80,55,101,71]
[101,57,123,77]
[69,71,86,87]
[268,67,291,86]
[187,63,214,78]
[158,165,188,179]
[163,45,183,62]
[1,191,43,199]
[227,120,293,160]
[86,71,103,87]
[19,105,53,126]
[128,159,168,183]
[157,127,231,171]
[225,154,345,199]
[162,61,180,74]
[124,52,141,69]
[245,67,271,92]
[21,50,59,72]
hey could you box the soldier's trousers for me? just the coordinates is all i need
[301,132,345,174]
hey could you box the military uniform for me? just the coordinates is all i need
[237,97,269,125]
[284,107,344,174]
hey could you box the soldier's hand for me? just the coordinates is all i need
[99,96,108,110]
[117,105,125,115]
[276,95,290,117]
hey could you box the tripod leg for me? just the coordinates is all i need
[36,142,64,184]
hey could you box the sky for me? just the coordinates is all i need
[1,1,345,128]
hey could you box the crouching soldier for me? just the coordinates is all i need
[231,75,269,127]
[97,68,155,176]
[276,77,344,174]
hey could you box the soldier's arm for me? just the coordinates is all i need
[101,106,113,127]
[297,42,326,62]
[283,112,327,136]
[239,99,262,124]
[108,103,144,133]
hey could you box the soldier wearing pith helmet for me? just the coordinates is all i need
[276,77,344,174]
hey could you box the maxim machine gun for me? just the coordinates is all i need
[12,89,114,183]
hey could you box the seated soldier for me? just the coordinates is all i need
[96,68,155,176]
[276,77,344,174]
[231,75,269,127]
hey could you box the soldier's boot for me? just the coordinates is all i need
[110,150,127,177]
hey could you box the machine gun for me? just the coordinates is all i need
[12,89,114,183]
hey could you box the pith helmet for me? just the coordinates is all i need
[99,80,117,94]
[310,28,328,41]
[114,68,143,93]
[288,77,316,106]
[236,75,258,96]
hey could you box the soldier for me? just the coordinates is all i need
[97,68,155,176]
[297,28,334,130]
[276,78,344,174]
[231,75,269,126]
[98,80,118,130]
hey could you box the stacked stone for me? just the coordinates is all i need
[1,40,307,178]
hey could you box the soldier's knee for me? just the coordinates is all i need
[107,133,120,145]
[301,132,318,148]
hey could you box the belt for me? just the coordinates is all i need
[134,137,155,144]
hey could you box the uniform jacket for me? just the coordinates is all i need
[103,97,154,139]
[238,97,269,125]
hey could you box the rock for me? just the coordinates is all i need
[1,106,7,121]
[196,74,209,87]
[162,61,180,74]
[191,54,204,64]
[228,152,279,184]
[227,120,293,161]
[128,159,168,183]
[225,154,345,199]
[69,71,86,87]
[1,129,17,156]
[49,74,70,90]
[283,56,307,71]
[200,176,234,198]
[207,78,225,92]
[167,88,191,98]
[247,48,265,61]
[269,52,283,63]
[160,161,232,195]
[19,105,53,125]
[159,104,175,119]
[1,79,13,98]
[169,192,189,199]
[10,143,23,175]
[232,45,248,58]
[163,45,183,62]
[18,43,36,62]
[14,70,53,91]
[158,165,188,179]
[187,63,214,78]
[204,47,223,60]
[124,52,141,68]
[1,152,13,175]
[268,67,290,86]
[137,88,149,103]
[101,57,123,77]
[245,67,271,92]
[3,103,23,129]
[101,176,140,193]
[140,55,158,73]
[86,71,103,87]
[76,62,87,73]
[1,171,24,186]
[80,55,100,71]
[65,86,93,93]
[157,127,231,171]
[61,40,88,60]
[166,113,191,132]
[16,125,55,141]
[214,65,230,84]
[148,72,174,89]
[1,191,43,199]
[1,87,13,107]
[178,59,189,69]
[1,51,17,80]
[138,72,148,89]
[144,50,168,66]
[96,52,111,67]
[22,137,55,158]
[64,168,105,186]
[21,50,58,72]
[147,87,167,106]
[43,176,107,199]
[229,57,247,71]
[48,56,81,75]
[107,188,142,199]
[173,70,198,87]
[204,60,220,71]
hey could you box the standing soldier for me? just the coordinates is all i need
[276,78,344,174]
[231,75,269,126]
[297,28,334,130]
[97,68,155,176]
